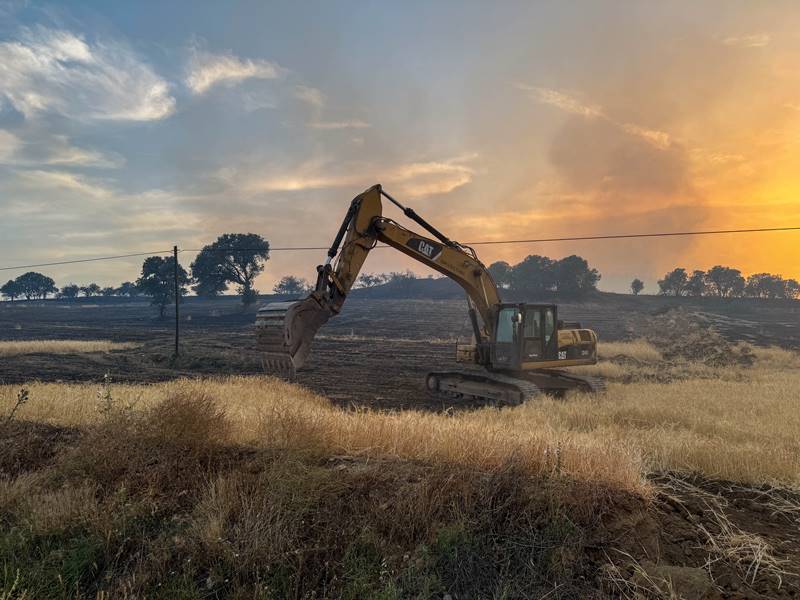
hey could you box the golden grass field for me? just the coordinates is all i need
[0,340,138,356]
[3,340,798,493]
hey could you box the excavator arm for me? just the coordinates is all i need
[256,184,501,376]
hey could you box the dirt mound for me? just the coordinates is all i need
[635,308,755,368]
[599,474,800,599]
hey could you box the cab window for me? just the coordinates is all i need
[496,308,519,343]
[544,308,555,343]
[523,309,542,358]
[524,310,541,339]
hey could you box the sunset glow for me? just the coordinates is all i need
[1,2,798,291]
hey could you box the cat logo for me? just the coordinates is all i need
[406,237,443,261]
[418,241,436,257]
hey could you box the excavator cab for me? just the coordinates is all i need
[491,304,558,369]
[486,303,597,372]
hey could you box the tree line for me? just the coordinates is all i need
[2,247,602,314]
[271,270,421,295]
[655,266,800,299]
[487,255,601,295]
[5,238,797,315]
[1,233,269,317]
[272,255,602,297]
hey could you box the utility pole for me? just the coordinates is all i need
[173,245,179,358]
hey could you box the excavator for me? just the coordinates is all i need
[255,184,604,404]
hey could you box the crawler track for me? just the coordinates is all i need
[425,368,605,406]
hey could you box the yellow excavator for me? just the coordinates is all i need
[256,184,604,404]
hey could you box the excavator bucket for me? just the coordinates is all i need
[255,296,334,379]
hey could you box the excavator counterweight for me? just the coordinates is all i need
[256,184,604,403]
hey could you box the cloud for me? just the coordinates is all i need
[14,169,112,198]
[307,119,371,130]
[549,116,689,197]
[294,85,325,108]
[295,85,370,131]
[0,27,175,121]
[516,84,604,118]
[384,155,476,197]
[621,123,672,149]
[721,33,771,48]
[0,130,20,161]
[241,91,276,112]
[236,154,477,198]
[0,131,122,168]
[518,83,674,150]
[186,50,284,94]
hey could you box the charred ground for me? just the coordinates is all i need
[1,292,798,410]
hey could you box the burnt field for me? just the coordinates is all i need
[1,293,798,410]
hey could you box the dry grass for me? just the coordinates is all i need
[317,333,458,344]
[0,377,647,495]
[603,552,682,600]
[598,339,662,362]
[0,340,138,356]
[0,341,800,490]
[2,341,799,490]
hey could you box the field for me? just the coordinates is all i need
[1,294,799,598]
[2,292,799,409]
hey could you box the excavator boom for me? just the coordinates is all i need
[256,184,500,376]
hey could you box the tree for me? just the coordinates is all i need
[630,278,644,295]
[273,275,311,296]
[685,270,708,297]
[488,261,513,289]
[356,273,388,288]
[510,255,555,293]
[551,255,600,294]
[786,279,800,300]
[15,272,57,300]
[100,286,117,297]
[657,268,688,296]
[191,233,269,305]
[745,273,790,299]
[81,283,101,297]
[386,270,418,284]
[1,280,22,302]
[189,248,229,297]
[705,266,745,298]
[59,284,80,300]
[136,256,190,318]
[116,282,140,297]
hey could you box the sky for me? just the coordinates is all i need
[1,0,799,294]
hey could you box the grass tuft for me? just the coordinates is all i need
[0,340,138,356]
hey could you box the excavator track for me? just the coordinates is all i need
[425,371,541,406]
[425,369,605,406]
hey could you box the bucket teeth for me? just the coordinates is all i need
[255,296,334,379]
[261,353,297,380]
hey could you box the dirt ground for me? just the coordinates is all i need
[1,294,799,410]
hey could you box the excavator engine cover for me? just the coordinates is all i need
[255,295,334,378]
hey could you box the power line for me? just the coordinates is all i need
[181,225,800,252]
[0,250,173,272]
[1,225,798,273]
[465,225,800,246]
